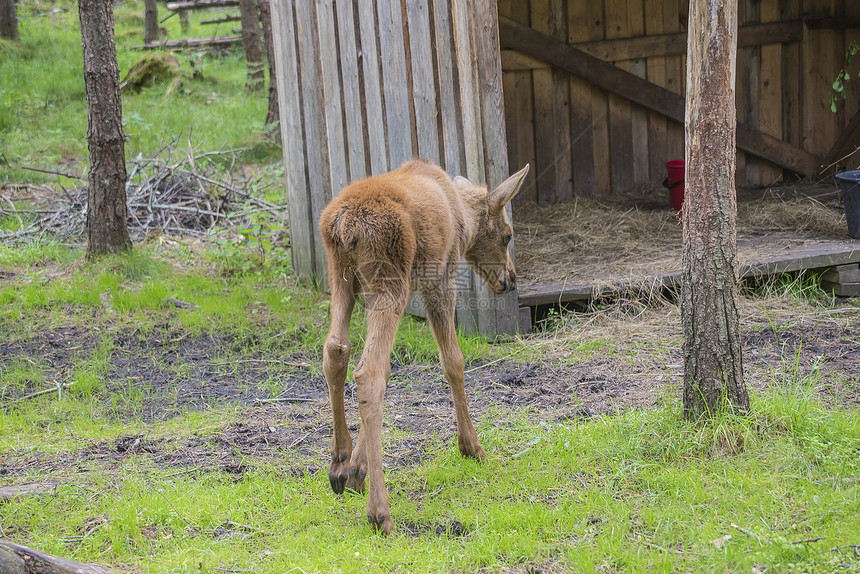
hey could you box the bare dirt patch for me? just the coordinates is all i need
[1,312,857,479]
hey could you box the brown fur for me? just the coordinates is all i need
[318,159,529,534]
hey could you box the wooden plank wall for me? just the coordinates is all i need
[270,0,520,335]
[499,0,860,204]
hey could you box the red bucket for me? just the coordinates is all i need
[664,159,685,211]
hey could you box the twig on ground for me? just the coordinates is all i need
[1,382,73,408]
[791,537,825,544]
[20,164,86,181]
[730,523,766,543]
[253,397,315,404]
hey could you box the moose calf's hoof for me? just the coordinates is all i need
[344,466,367,493]
[367,513,393,535]
[458,439,486,461]
[329,453,351,494]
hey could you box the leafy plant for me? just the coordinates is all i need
[209,203,290,277]
[831,41,858,113]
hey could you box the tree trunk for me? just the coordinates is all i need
[0,0,19,40]
[79,0,132,259]
[143,0,158,44]
[258,0,279,129]
[238,0,264,91]
[0,540,115,574]
[682,0,748,418]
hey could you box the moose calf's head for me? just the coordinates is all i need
[457,165,530,294]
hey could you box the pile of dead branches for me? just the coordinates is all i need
[0,140,287,242]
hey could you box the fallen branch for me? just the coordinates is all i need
[253,397,315,404]
[20,164,85,181]
[0,540,117,574]
[1,382,73,408]
[0,483,57,503]
[730,523,765,543]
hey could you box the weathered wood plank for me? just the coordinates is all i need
[802,0,837,158]
[356,0,388,174]
[474,0,520,335]
[294,0,332,282]
[497,17,823,175]
[271,0,314,281]
[316,0,348,197]
[758,0,784,185]
[452,0,483,333]
[568,0,595,196]
[432,0,466,176]
[550,0,572,203]
[605,0,635,194]
[780,0,801,157]
[509,1,537,203]
[519,240,860,306]
[558,21,803,63]
[739,0,761,185]
[663,0,684,169]
[377,0,412,167]
[405,0,440,162]
[530,0,557,203]
[628,0,649,188]
[334,0,367,183]
[589,0,612,196]
[644,0,668,182]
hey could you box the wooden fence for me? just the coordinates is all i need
[269,0,522,335]
[499,0,860,204]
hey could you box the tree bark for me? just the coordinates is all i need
[0,0,19,40]
[143,0,158,44]
[258,0,279,129]
[682,0,749,418]
[238,0,264,91]
[79,0,132,259]
[0,540,116,574]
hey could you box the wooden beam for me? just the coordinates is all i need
[132,34,241,50]
[166,0,238,10]
[567,20,802,62]
[498,17,822,175]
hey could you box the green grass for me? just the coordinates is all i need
[0,0,274,185]
[1,386,857,573]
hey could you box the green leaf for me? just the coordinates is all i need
[833,79,844,92]
[831,100,838,113]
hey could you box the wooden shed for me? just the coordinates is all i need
[270,0,860,336]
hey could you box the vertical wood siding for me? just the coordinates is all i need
[499,0,856,204]
[271,0,519,335]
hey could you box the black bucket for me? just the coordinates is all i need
[835,171,860,239]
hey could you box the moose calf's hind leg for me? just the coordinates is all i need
[323,272,356,494]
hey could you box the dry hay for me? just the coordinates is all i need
[513,182,849,290]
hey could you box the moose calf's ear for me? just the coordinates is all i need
[489,164,530,215]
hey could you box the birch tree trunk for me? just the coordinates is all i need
[79,0,132,258]
[0,0,18,40]
[682,0,749,418]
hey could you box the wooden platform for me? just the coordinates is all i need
[518,234,860,306]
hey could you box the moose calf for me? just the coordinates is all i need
[318,159,529,534]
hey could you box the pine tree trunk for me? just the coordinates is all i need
[0,0,19,40]
[239,0,264,91]
[258,0,279,129]
[79,0,132,259]
[682,0,748,418]
[144,0,158,44]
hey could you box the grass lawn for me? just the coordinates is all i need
[1,1,859,572]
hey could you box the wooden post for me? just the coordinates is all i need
[682,0,749,418]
